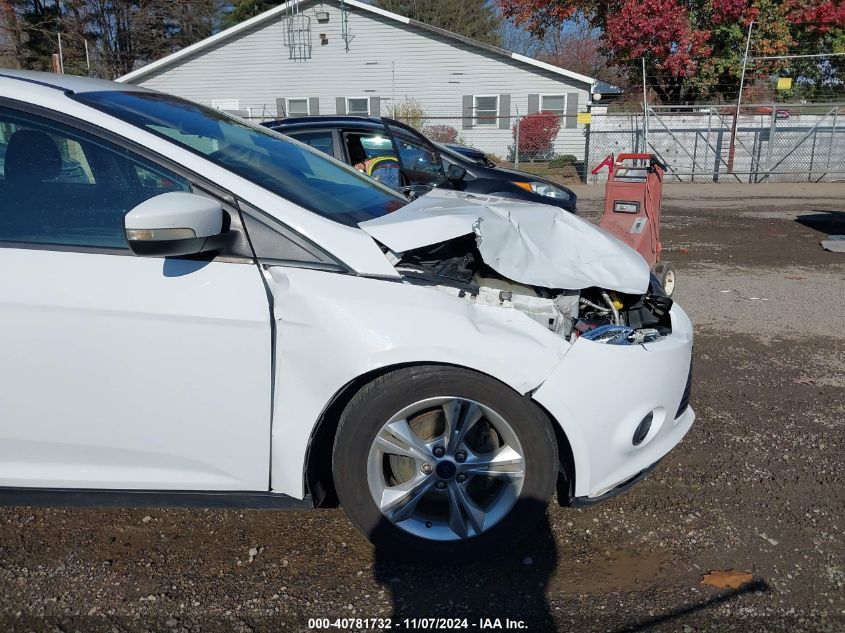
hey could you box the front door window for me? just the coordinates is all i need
[0,107,189,250]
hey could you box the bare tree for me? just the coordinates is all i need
[498,19,545,56]
[0,0,217,78]
[0,0,23,67]
[539,16,628,88]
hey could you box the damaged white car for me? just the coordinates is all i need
[0,71,694,558]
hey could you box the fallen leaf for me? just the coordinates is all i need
[702,569,753,589]
[792,376,816,385]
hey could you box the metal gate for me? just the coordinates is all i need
[588,103,845,183]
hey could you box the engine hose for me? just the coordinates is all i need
[580,298,610,314]
[601,291,621,325]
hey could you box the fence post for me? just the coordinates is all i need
[808,123,818,182]
[826,108,838,174]
[641,57,649,151]
[727,21,754,173]
[583,101,592,183]
[702,107,713,182]
[763,103,777,182]
[514,108,520,168]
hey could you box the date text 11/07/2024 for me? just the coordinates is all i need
[308,617,529,630]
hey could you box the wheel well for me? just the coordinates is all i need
[534,401,577,506]
[304,363,420,508]
[304,363,578,509]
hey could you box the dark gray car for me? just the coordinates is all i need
[262,116,577,213]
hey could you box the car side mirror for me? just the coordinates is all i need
[125,192,231,257]
[447,164,467,182]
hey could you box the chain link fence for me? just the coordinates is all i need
[241,104,844,185]
[588,103,845,183]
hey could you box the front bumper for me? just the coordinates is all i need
[533,304,695,499]
[565,459,661,507]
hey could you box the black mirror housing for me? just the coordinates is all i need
[447,164,467,182]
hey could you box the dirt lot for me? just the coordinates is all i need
[1,183,843,632]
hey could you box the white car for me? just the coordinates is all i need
[0,70,694,558]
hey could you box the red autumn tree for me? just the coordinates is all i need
[513,110,561,159]
[498,0,845,103]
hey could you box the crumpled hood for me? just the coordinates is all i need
[359,190,651,294]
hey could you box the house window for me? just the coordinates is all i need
[541,95,566,116]
[474,95,498,126]
[347,98,370,116]
[287,98,309,116]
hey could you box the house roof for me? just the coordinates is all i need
[117,0,597,87]
[594,80,624,96]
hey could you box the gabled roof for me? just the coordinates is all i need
[117,0,596,87]
[594,80,624,96]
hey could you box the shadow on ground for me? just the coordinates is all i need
[795,210,845,235]
[370,506,771,632]
[372,512,558,629]
[613,580,770,632]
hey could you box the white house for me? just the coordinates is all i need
[118,0,604,160]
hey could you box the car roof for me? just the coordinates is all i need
[265,115,386,130]
[0,69,152,95]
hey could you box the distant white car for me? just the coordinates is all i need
[0,70,694,558]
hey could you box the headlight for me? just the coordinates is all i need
[513,181,570,200]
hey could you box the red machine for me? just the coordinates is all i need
[597,153,675,295]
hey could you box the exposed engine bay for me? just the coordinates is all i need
[395,235,673,345]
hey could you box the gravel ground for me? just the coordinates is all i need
[1,183,844,632]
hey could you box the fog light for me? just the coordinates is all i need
[632,412,654,446]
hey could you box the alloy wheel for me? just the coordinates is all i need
[366,397,525,541]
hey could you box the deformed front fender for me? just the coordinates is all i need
[265,266,571,498]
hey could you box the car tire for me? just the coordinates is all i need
[332,365,558,560]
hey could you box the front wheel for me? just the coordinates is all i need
[332,366,558,560]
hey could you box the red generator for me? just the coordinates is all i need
[598,153,676,295]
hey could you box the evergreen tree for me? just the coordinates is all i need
[221,0,277,29]
[375,0,502,46]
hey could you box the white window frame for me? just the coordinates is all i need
[286,97,310,117]
[540,94,567,116]
[474,95,499,126]
[346,97,371,116]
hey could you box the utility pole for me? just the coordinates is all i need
[642,57,649,151]
[54,0,64,74]
[727,21,754,173]
[57,33,64,74]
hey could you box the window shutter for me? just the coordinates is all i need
[309,97,320,115]
[336,97,346,115]
[527,94,539,114]
[498,94,511,129]
[566,93,579,129]
[275,97,287,118]
[462,95,473,129]
[369,96,381,116]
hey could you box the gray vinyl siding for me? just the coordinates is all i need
[130,0,592,157]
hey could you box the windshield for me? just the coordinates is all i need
[74,91,407,226]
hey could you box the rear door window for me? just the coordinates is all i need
[286,130,337,158]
